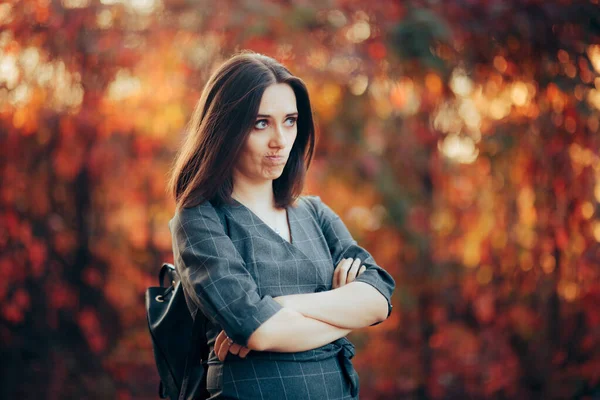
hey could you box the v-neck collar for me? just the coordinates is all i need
[220,197,331,285]
[228,198,296,245]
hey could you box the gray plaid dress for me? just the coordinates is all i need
[169,195,395,400]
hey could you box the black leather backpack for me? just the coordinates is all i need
[145,263,210,400]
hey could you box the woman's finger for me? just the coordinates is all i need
[337,258,354,287]
[358,265,367,276]
[332,258,347,289]
[238,346,251,358]
[346,258,362,284]
[215,330,227,347]
[228,343,242,355]
[217,339,231,362]
[213,330,227,359]
[215,330,233,362]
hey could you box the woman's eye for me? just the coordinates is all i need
[285,117,297,126]
[254,120,268,129]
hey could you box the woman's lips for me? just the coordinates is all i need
[265,156,285,165]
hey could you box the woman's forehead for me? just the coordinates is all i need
[257,84,297,115]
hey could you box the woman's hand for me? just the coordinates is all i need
[332,258,366,289]
[214,330,251,362]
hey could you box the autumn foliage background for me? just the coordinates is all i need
[2,0,600,399]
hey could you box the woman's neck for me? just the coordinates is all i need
[231,179,276,210]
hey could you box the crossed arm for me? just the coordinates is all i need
[214,257,389,360]
[172,197,395,363]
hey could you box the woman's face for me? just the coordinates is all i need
[233,83,298,184]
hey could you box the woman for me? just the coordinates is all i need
[168,52,395,400]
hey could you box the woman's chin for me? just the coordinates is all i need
[261,166,285,179]
[265,171,284,180]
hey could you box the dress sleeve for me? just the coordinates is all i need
[169,202,283,347]
[305,195,395,326]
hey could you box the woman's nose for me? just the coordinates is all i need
[270,125,287,147]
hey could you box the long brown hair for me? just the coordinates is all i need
[168,51,316,210]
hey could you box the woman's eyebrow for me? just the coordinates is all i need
[256,112,299,118]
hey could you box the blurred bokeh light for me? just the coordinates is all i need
[1,0,600,399]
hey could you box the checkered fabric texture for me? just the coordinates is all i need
[170,195,395,399]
